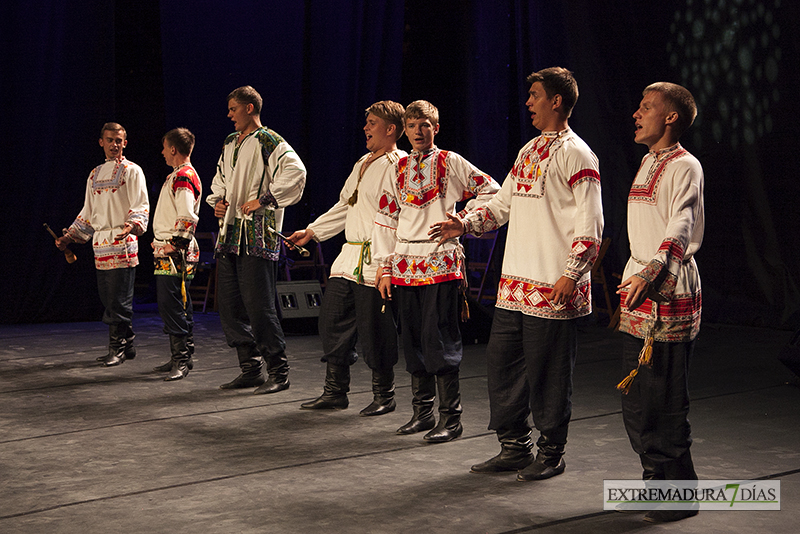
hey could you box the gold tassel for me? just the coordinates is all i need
[460,287,470,322]
[180,249,187,310]
[617,306,657,394]
[639,336,654,367]
[616,368,638,395]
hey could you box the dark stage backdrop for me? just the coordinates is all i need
[1,0,798,329]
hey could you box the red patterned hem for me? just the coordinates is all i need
[391,272,462,286]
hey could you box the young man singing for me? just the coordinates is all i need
[288,101,406,416]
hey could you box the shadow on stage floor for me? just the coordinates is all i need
[1,312,798,533]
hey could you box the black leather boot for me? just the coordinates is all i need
[187,329,195,356]
[254,352,291,394]
[154,356,194,372]
[396,374,436,434]
[300,362,350,408]
[219,345,265,389]
[154,333,194,372]
[123,324,136,360]
[359,369,396,416]
[185,330,195,370]
[517,434,566,481]
[153,360,172,372]
[165,334,191,381]
[471,429,534,473]
[98,324,122,362]
[423,372,463,443]
[103,324,128,367]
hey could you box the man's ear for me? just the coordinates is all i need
[665,110,679,126]
[246,103,255,115]
[552,94,563,111]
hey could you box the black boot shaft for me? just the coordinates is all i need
[423,372,463,443]
[359,369,396,416]
[396,374,436,434]
[165,334,191,381]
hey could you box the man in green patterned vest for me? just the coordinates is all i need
[207,86,307,393]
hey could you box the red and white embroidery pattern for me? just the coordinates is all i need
[393,248,462,286]
[629,145,688,204]
[497,275,592,319]
[510,134,561,198]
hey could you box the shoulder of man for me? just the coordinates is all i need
[561,129,590,148]
[675,146,700,163]
[669,148,704,179]
[386,150,406,164]
[560,131,598,161]
[441,149,487,173]
[255,127,286,147]
[175,165,198,179]
[120,158,144,173]
[173,166,201,196]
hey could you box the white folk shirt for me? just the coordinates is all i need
[67,157,149,270]
[373,147,500,286]
[308,150,406,286]
[206,127,306,260]
[619,143,704,342]
[462,128,603,319]
[152,164,202,270]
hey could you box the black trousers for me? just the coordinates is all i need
[216,253,287,370]
[156,274,194,336]
[621,333,697,481]
[395,281,462,376]
[485,308,577,445]
[96,267,135,328]
[317,277,398,371]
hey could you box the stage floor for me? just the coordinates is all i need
[1,311,798,533]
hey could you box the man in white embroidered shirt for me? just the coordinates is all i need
[55,123,149,367]
[151,128,202,382]
[615,82,704,524]
[430,67,604,481]
[207,86,307,393]
[287,101,406,416]
[374,100,501,443]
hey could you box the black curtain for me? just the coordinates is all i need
[2,0,798,329]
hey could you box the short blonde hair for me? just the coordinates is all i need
[404,100,439,127]
[643,82,697,137]
[366,101,406,140]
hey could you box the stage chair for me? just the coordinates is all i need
[590,237,621,328]
[462,229,502,304]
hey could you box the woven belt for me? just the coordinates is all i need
[348,240,371,283]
